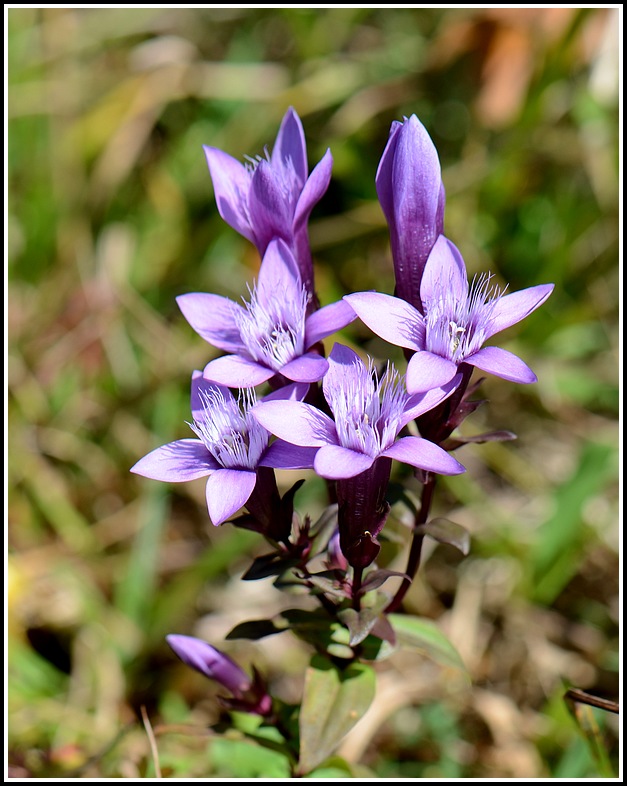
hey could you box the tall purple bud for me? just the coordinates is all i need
[166,635,272,716]
[376,115,446,313]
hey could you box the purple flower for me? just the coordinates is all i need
[376,114,446,312]
[204,107,332,303]
[177,239,355,388]
[252,343,465,480]
[345,235,554,395]
[131,372,315,526]
[166,634,272,716]
[255,344,464,568]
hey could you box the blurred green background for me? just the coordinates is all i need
[7,7,619,779]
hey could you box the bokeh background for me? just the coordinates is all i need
[7,7,620,779]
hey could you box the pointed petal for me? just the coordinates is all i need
[261,382,310,402]
[281,352,329,382]
[249,160,292,251]
[421,235,467,305]
[305,299,356,347]
[260,440,318,470]
[252,400,337,446]
[131,439,218,481]
[206,468,257,526]
[400,374,462,426]
[176,293,244,353]
[343,292,424,351]
[294,148,333,232]
[382,436,465,475]
[484,284,555,340]
[203,355,274,388]
[375,120,402,225]
[406,350,458,394]
[203,146,255,243]
[190,370,232,420]
[314,444,374,479]
[272,107,307,184]
[465,346,538,384]
[256,238,302,307]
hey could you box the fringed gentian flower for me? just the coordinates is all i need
[167,634,272,716]
[376,114,446,313]
[253,344,465,567]
[204,107,332,305]
[345,236,554,395]
[177,239,355,388]
[131,372,316,528]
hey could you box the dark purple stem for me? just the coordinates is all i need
[385,475,437,614]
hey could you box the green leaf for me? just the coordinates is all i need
[298,655,376,775]
[210,738,292,778]
[337,607,379,646]
[225,618,285,641]
[415,517,471,555]
[389,614,468,675]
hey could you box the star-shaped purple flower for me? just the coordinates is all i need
[131,372,316,526]
[177,239,355,388]
[252,343,465,480]
[204,107,332,303]
[345,235,554,394]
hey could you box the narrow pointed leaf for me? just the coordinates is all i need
[298,656,376,774]
[415,517,471,555]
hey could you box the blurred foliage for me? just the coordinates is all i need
[7,7,619,779]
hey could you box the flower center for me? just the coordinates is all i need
[189,388,268,470]
[325,358,407,457]
[424,272,503,363]
[236,282,308,371]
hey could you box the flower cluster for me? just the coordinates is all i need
[131,108,553,703]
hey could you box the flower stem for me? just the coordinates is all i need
[385,474,437,613]
[351,566,364,610]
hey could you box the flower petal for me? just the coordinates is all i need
[166,635,251,695]
[305,299,356,347]
[256,238,302,308]
[281,352,329,383]
[382,436,465,475]
[131,439,218,481]
[249,160,292,251]
[484,284,555,340]
[203,146,255,243]
[375,120,402,226]
[420,235,467,306]
[260,439,318,470]
[176,293,244,353]
[261,382,310,403]
[252,400,337,447]
[343,292,424,351]
[272,107,307,184]
[465,346,538,384]
[294,148,333,232]
[203,355,275,388]
[400,374,462,426]
[314,444,374,479]
[190,370,233,420]
[205,468,257,526]
[406,350,458,394]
